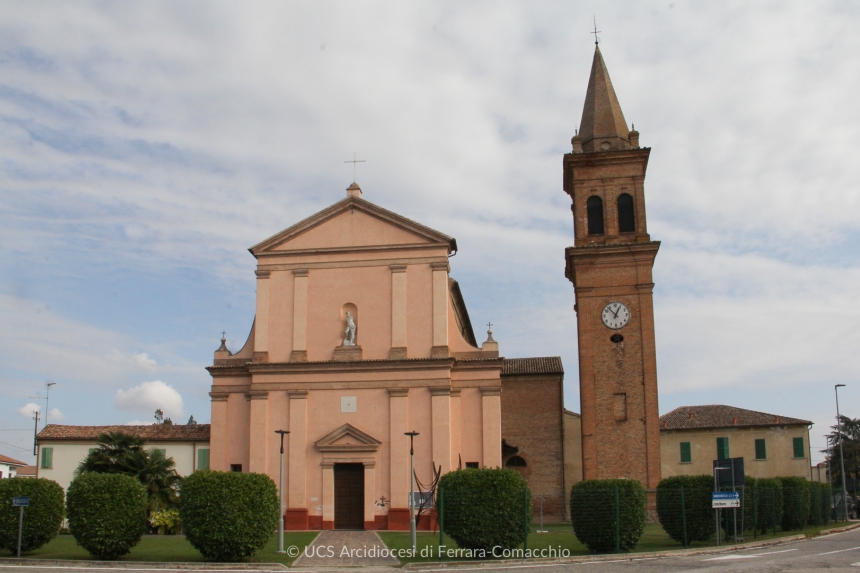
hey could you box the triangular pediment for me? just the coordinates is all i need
[250,196,454,255]
[315,423,381,453]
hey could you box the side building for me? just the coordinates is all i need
[659,405,812,480]
[36,424,210,493]
[0,455,26,479]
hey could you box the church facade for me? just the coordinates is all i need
[207,183,566,530]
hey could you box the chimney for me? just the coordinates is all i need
[688,412,694,420]
[732,417,737,425]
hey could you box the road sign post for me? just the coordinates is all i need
[712,492,741,508]
[12,496,29,558]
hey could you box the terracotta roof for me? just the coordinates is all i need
[660,405,811,431]
[0,454,27,467]
[15,466,36,476]
[38,424,210,442]
[502,357,564,376]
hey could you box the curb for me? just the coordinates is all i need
[401,522,860,570]
[0,560,287,570]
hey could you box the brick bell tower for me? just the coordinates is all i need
[564,43,661,489]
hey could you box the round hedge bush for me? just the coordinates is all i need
[437,468,530,551]
[180,471,279,561]
[570,479,645,553]
[66,473,148,559]
[778,476,810,531]
[0,478,64,553]
[656,475,714,544]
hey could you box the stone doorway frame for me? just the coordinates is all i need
[316,424,381,530]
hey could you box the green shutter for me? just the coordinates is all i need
[793,437,804,458]
[755,439,767,460]
[197,449,210,471]
[680,442,692,463]
[717,437,730,460]
[41,447,53,469]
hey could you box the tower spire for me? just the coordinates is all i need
[577,45,630,153]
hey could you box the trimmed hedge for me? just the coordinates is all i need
[754,478,783,534]
[808,482,831,526]
[570,479,645,553]
[437,468,530,551]
[66,473,148,559]
[0,478,64,553]
[181,471,279,561]
[779,476,810,531]
[656,475,714,544]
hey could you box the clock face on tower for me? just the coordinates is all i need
[602,302,630,329]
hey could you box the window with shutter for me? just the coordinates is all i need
[197,449,210,470]
[793,437,805,458]
[716,437,730,460]
[755,439,766,460]
[680,442,691,463]
[41,447,53,469]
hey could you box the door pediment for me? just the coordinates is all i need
[315,423,381,453]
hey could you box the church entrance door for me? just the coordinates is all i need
[334,463,364,529]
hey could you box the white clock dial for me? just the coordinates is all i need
[602,302,630,330]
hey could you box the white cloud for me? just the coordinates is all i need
[105,349,158,373]
[115,380,184,420]
[16,403,41,418]
[48,408,66,421]
[125,420,150,426]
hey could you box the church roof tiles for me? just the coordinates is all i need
[501,357,564,375]
[38,424,210,442]
[660,405,811,431]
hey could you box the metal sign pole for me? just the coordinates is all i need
[714,467,720,546]
[17,506,24,558]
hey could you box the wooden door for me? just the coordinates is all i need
[334,463,365,529]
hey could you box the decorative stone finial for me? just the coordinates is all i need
[346,182,362,199]
[215,331,232,356]
[481,321,499,356]
[628,125,640,148]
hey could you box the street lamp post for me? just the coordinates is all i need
[405,431,419,553]
[835,384,849,522]
[274,430,290,553]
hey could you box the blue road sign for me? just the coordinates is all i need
[712,492,740,500]
[12,496,29,507]
[712,491,740,508]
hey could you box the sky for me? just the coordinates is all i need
[1,1,858,467]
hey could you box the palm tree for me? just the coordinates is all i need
[76,432,181,511]
[75,432,146,476]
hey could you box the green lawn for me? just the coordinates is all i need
[0,532,319,566]
[379,520,854,564]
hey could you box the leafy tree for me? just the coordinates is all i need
[823,415,859,492]
[187,415,197,425]
[154,409,164,424]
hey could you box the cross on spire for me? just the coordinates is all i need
[344,152,366,182]
[221,330,226,339]
[591,16,601,45]
[487,322,493,331]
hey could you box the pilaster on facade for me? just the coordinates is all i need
[248,391,269,474]
[254,270,270,360]
[287,390,308,529]
[480,386,502,468]
[431,262,449,354]
[291,269,309,362]
[390,264,407,357]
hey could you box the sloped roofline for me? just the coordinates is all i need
[249,196,457,256]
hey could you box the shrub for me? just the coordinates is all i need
[437,468,529,551]
[66,473,148,559]
[755,478,783,534]
[779,476,810,531]
[570,479,645,553]
[656,475,714,544]
[0,478,64,553]
[149,508,181,535]
[808,482,831,526]
[181,471,279,561]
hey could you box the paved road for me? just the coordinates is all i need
[1,527,858,573]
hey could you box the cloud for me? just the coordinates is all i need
[115,380,184,420]
[16,403,41,418]
[125,420,150,426]
[48,408,66,421]
[105,349,158,373]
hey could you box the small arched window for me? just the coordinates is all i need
[617,193,635,233]
[506,456,527,467]
[586,196,604,235]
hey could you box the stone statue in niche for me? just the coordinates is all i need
[343,312,357,346]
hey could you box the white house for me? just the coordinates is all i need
[0,454,27,479]
[37,424,210,493]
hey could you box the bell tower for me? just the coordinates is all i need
[564,44,661,488]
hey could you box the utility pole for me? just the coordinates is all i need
[32,410,40,456]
